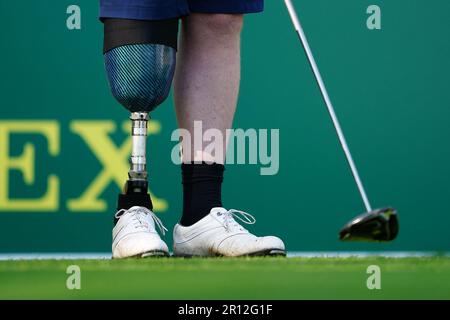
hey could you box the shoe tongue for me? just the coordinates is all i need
[210,207,247,233]
[131,207,155,227]
[210,207,228,217]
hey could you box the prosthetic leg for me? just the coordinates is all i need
[103,18,178,216]
[121,111,150,203]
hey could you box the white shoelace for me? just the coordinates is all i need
[115,206,168,236]
[222,209,256,232]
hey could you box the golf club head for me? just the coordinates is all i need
[339,207,399,242]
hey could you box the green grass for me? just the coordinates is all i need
[1,257,450,299]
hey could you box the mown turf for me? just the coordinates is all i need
[0,257,449,299]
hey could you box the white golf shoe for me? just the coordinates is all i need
[173,207,286,257]
[112,206,169,259]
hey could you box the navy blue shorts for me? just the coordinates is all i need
[100,0,264,21]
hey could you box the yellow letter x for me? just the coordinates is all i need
[67,120,168,212]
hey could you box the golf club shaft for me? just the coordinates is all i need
[284,0,372,212]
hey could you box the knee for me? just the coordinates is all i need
[199,14,243,36]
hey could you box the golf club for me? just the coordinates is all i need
[284,0,399,242]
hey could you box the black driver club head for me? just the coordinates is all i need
[339,207,399,242]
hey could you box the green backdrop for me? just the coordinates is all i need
[1,0,449,253]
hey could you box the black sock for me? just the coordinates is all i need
[180,162,225,226]
[115,193,152,225]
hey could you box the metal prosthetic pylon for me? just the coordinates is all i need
[122,112,150,197]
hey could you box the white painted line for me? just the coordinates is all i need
[0,251,447,260]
